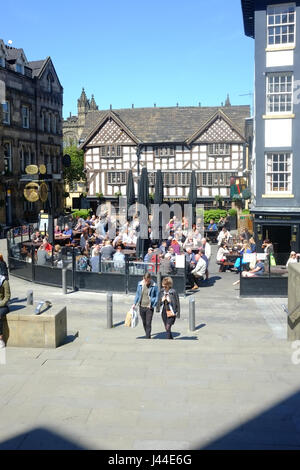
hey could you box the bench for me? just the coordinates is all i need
[3,304,68,348]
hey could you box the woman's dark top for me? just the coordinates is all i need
[0,261,9,280]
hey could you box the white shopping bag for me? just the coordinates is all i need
[131,306,139,328]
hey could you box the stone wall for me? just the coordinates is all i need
[288,263,300,341]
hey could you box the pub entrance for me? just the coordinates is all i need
[263,225,292,263]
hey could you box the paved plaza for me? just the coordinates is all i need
[1,248,300,450]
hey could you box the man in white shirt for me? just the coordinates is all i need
[188,251,207,290]
[217,228,232,246]
[200,238,211,280]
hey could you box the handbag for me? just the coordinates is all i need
[125,308,132,327]
[131,306,139,328]
[270,254,276,267]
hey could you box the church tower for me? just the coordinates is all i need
[77,88,90,131]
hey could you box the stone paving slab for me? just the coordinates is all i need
[1,249,300,449]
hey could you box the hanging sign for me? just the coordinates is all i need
[24,182,39,202]
[25,165,39,175]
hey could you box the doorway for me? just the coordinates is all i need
[263,225,291,263]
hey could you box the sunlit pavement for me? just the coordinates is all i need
[1,246,300,450]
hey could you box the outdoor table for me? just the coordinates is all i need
[54,235,72,246]
[22,241,42,249]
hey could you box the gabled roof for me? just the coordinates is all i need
[80,111,141,149]
[5,45,28,63]
[28,56,63,89]
[28,59,47,77]
[186,109,246,145]
[80,105,250,146]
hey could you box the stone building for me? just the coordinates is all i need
[0,39,64,227]
[63,88,98,147]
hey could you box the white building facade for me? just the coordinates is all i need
[80,104,250,209]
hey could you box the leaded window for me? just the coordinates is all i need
[107,171,127,185]
[267,4,295,46]
[154,146,175,157]
[100,146,123,158]
[208,144,230,156]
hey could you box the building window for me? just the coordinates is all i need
[3,142,12,173]
[2,101,10,124]
[208,144,230,156]
[0,57,5,67]
[266,153,292,193]
[41,112,45,131]
[266,73,293,113]
[47,113,51,133]
[47,76,52,93]
[267,4,295,47]
[106,172,127,185]
[154,146,175,157]
[16,63,23,74]
[100,146,123,158]
[53,115,57,134]
[22,106,29,128]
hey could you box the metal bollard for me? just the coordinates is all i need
[62,268,67,295]
[27,290,33,306]
[189,296,196,332]
[107,292,113,329]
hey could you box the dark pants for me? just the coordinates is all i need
[0,306,9,336]
[140,307,154,338]
[187,271,203,287]
[161,306,176,339]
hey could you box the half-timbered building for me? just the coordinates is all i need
[79,102,250,209]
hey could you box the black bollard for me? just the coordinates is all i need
[107,292,113,329]
[27,290,33,306]
[189,296,196,332]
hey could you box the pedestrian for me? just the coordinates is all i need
[133,272,159,339]
[158,277,180,340]
[0,254,9,280]
[0,275,11,348]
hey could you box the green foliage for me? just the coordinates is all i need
[96,192,104,200]
[71,209,92,220]
[242,209,250,214]
[228,208,237,217]
[204,209,227,225]
[114,190,122,197]
[242,188,251,200]
[63,145,86,189]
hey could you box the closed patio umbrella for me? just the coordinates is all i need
[136,167,150,259]
[126,169,135,219]
[188,170,197,226]
[154,170,164,244]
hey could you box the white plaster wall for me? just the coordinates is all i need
[266,50,294,68]
[265,119,292,147]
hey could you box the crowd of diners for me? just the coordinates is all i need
[16,211,300,290]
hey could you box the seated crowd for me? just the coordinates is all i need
[21,213,300,290]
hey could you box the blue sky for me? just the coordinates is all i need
[2,0,254,118]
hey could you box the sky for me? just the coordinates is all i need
[2,0,254,119]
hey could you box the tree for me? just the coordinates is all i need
[63,145,86,190]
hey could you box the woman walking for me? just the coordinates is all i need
[158,277,180,340]
[133,273,159,339]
